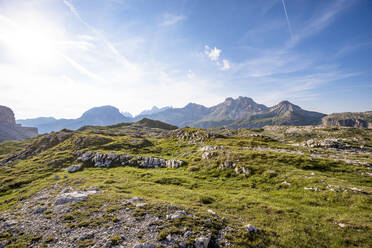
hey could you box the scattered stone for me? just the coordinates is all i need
[202,151,216,160]
[303,139,345,149]
[135,203,146,208]
[79,232,95,240]
[207,209,216,215]
[304,187,318,191]
[282,181,291,186]
[194,237,210,248]
[166,210,186,220]
[245,224,257,232]
[55,190,98,205]
[67,164,83,173]
[129,197,144,204]
[1,220,17,229]
[53,175,60,180]
[133,241,157,248]
[338,223,346,228]
[199,146,214,151]
[33,207,47,214]
[0,240,9,248]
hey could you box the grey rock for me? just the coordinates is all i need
[1,220,17,229]
[79,232,95,240]
[129,197,144,204]
[67,164,82,173]
[53,175,60,180]
[166,210,186,220]
[55,190,97,205]
[195,237,210,248]
[135,203,146,208]
[33,207,47,214]
[0,240,9,248]
[133,241,157,248]
[246,224,257,232]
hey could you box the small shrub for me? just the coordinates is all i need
[199,195,215,204]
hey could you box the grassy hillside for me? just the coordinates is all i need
[0,121,371,247]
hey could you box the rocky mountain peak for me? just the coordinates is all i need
[0,105,16,126]
[81,105,122,119]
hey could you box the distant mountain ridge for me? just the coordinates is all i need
[17,106,130,134]
[17,97,328,133]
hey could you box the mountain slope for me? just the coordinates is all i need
[226,101,326,128]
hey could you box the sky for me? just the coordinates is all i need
[0,0,371,119]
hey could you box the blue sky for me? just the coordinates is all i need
[0,0,371,118]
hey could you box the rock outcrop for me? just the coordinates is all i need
[77,151,184,169]
[0,105,38,142]
[322,112,372,128]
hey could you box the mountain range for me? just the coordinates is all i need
[17,97,328,133]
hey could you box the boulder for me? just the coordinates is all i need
[166,210,186,220]
[195,237,210,248]
[202,151,216,160]
[67,164,83,173]
[245,224,257,232]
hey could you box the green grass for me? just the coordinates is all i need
[0,124,371,247]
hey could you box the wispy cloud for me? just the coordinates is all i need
[335,41,372,57]
[281,0,293,40]
[62,0,140,78]
[160,14,186,26]
[289,0,354,47]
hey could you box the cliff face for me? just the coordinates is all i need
[0,105,38,142]
[322,111,372,128]
[0,106,16,126]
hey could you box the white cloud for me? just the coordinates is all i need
[221,59,230,71]
[204,45,221,61]
[160,14,186,26]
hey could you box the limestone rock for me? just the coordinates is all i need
[245,224,257,232]
[67,164,83,173]
[54,190,98,205]
[133,241,157,248]
[195,237,210,248]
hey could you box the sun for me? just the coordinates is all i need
[1,16,63,69]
